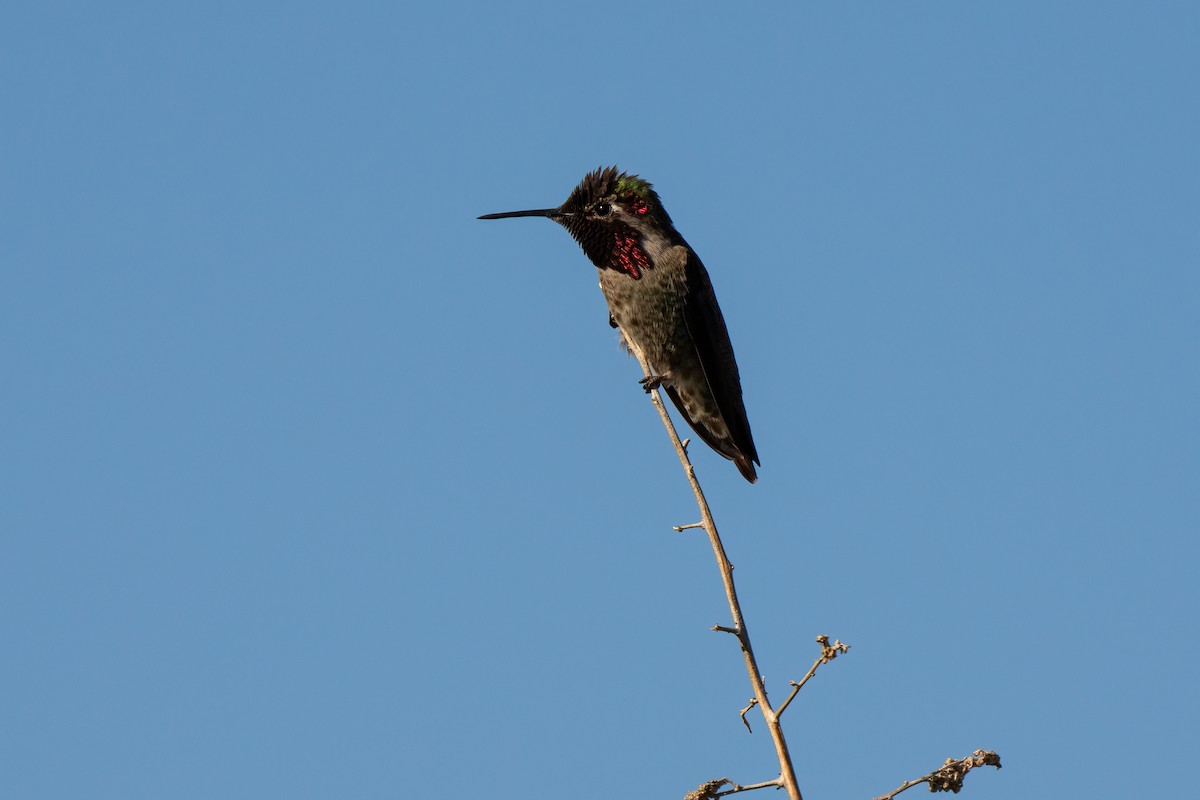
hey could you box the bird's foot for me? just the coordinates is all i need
[639,374,665,393]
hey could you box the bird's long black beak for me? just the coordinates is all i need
[477,208,562,220]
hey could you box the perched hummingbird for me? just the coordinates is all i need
[479,166,760,483]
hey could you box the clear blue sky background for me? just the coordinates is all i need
[3,3,1197,798]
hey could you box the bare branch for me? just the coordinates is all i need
[777,635,852,718]
[685,777,785,800]
[627,345,803,800]
[873,750,1002,800]
[716,779,783,796]
[739,698,759,732]
[673,522,705,532]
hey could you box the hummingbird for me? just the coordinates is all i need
[479,166,760,483]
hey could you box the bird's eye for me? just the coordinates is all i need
[595,202,613,217]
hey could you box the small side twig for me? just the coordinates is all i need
[684,777,783,800]
[873,750,1002,800]
[776,635,851,719]
[713,778,783,797]
[673,522,705,532]
[738,698,759,732]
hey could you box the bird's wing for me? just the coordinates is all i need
[679,246,760,468]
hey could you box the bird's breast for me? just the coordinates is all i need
[598,244,694,372]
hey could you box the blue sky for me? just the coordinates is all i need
[3,3,1197,798]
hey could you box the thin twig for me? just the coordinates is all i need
[738,698,759,732]
[777,635,851,719]
[684,777,784,800]
[873,750,1002,800]
[673,522,705,532]
[713,778,783,796]
[629,349,803,800]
